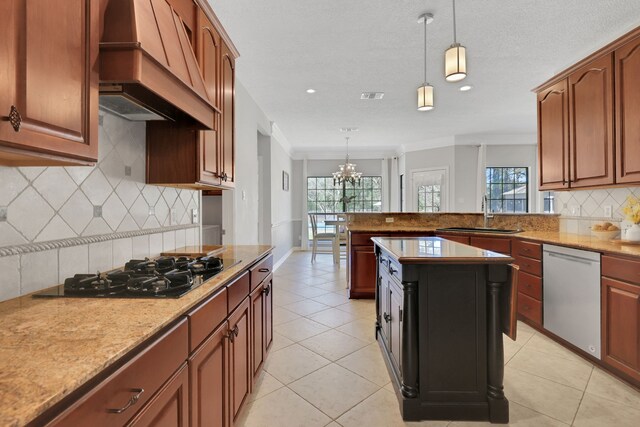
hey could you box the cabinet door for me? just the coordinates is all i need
[264,278,273,354]
[537,80,570,190]
[189,321,229,427]
[129,364,190,427]
[469,236,511,255]
[568,54,615,188]
[228,298,251,425]
[350,245,377,298]
[220,43,235,187]
[378,271,390,344]
[615,35,640,184]
[250,284,265,377]
[602,277,640,382]
[389,280,403,373]
[0,0,98,165]
[197,10,222,186]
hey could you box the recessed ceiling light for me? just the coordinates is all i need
[459,85,473,92]
[306,88,316,94]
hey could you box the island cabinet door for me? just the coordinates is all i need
[250,283,265,377]
[188,321,230,427]
[379,274,390,345]
[229,298,251,426]
[389,279,404,373]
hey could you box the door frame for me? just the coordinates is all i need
[408,166,450,212]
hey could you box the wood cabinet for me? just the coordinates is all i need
[263,277,274,355]
[568,54,615,188]
[250,285,265,377]
[228,298,251,425]
[512,240,543,327]
[537,80,570,190]
[0,0,98,166]
[601,255,640,383]
[437,234,470,245]
[189,321,229,427]
[145,3,236,190]
[469,236,511,255]
[615,34,640,184]
[351,244,378,298]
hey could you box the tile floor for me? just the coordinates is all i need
[237,251,640,427]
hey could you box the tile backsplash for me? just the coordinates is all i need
[555,187,640,236]
[0,110,200,302]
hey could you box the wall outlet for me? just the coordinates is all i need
[603,205,613,218]
[570,205,581,216]
[170,208,177,225]
[191,209,198,224]
[385,217,395,223]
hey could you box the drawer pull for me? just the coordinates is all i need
[107,388,144,414]
[3,106,22,132]
[262,284,271,296]
[383,313,391,323]
[227,325,240,342]
[258,268,270,273]
[389,266,398,275]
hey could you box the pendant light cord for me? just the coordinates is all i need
[423,16,427,83]
[452,0,457,44]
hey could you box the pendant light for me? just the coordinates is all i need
[445,0,467,82]
[417,13,434,111]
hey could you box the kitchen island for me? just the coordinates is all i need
[373,237,516,423]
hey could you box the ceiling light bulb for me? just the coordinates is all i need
[306,89,316,94]
[459,85,473,91]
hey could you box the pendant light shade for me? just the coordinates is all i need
[445,44,466,82]
[445,0,467,82]
[417,13,434,111]
[417,84,434,111]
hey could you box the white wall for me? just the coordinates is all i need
[202,196,223,225]
[270,134,298,261]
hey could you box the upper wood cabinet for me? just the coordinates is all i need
[615,35,640,184]
[568,54,615,188]
[537,81,570,190]
[0,0,98,166]
[220,43,236,188]
[535,27,640,190]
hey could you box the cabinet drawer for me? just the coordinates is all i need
[470,236,511,255]
[518,271,542,300]
[49,319,188,426]
[228,271,250,313]
[250,254,273,290]
[187,288,228,353]
[515,256,542,276]
[513,239,542,260]
[602,255,640,285]
[389,258,402,283]
[517,292,542,325]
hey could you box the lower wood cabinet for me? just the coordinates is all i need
[469,236,511,255]
[601,255,640,383]
[436,234,470,245]
[351,244,377,298]
[228,298,251,425]
[129,364,190,427]
[189,321,229,427]
[250,284,265,377]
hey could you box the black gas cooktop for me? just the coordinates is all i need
[33,255,240,299]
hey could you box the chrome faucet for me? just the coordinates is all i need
[482,194,494,229]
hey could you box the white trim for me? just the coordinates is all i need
[273,246,301,271]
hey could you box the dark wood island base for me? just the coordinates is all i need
[373,237,517,424]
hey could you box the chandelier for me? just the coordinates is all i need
[333,136,362,186]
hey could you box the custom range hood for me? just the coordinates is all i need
[99,0,215,129]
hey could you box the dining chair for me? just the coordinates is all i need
[309,214,338,264]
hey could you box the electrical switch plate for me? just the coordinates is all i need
[191,209,198,224]
[242,190,246,201]
[570,205,580,216]
[170,209,177,225]
[603,205,613,218]
[148,206,155,216]
[386,217,395,223]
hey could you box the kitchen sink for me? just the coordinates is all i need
[436,227,521,234]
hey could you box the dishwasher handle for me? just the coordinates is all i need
[546,251,596,265]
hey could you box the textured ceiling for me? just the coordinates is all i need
[208,0,640,153]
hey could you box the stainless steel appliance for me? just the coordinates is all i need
[543,244,601,359]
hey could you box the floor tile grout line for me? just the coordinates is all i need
[570,366,594,426]
[506,363,591,393]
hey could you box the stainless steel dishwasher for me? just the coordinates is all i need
[543,244,601,359]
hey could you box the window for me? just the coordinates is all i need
[543,191,555,213]
[417,184,441,212]
[307,176,382,238]
[486,167,528,213]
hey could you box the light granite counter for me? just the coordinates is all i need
[0,245,272,427]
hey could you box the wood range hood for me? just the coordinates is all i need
[99,0,216,129]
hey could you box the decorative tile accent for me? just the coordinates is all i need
[0,207,7,222]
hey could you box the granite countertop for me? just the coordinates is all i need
[0,245,272,427]
[372,237,514,264]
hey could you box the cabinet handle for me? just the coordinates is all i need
[389,266,398,275]
[107,388,144,414]
[380,257,388,266]
[262,284,271,296]
[383,313,391,323]
[258,268,270,273]
[3,106,22,132]
[227,325,239,342]
[232,325,239,337]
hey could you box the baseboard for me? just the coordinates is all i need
[273,246,301,271]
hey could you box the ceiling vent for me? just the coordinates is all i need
[361,92,385,100]
[340,127,359,132]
